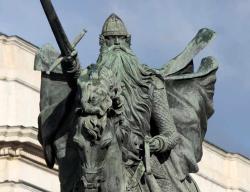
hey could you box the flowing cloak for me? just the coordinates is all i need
[34,44,75,168]
[154,28,218,191]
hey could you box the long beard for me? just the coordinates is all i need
[97,45,138,80]
[96,45,154,135]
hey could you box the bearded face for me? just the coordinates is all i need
[103,35,129,48]
[96,35,154,136]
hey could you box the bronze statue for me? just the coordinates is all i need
[34,1,218,191]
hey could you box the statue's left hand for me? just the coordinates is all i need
[149,137,162,152]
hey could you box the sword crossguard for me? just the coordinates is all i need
[46,29,87,74]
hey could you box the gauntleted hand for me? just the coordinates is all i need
[149,137,163,153]
[62,49,80,79]
[63,49,78,63]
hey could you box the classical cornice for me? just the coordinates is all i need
[0,33,38,54]
[195,171,250,192]
[0,76,40,92]
[203,140,250,165]
[0,180,51,192]
[0,125,39,145]
[0,125,58,171]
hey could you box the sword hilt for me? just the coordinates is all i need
[144,136,151,174]
[47,29,87,74]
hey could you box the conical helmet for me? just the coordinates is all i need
[101,13,129,36]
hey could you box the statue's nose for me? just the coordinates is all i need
[114,37,120,45]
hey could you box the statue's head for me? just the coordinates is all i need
[99,13,131,48]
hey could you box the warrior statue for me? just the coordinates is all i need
[34,1,218,192]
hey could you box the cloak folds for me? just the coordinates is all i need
[34,44,73,168]
[162,57,218,182]
[155,28,218,191]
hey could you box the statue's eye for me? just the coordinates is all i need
[92,96,96,101]
[105,36,114,40]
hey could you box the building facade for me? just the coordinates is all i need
[0,33,249,192]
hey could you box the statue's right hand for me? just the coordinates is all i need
[62,49,80,79]
[63,49,78,63]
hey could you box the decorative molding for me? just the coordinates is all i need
[0,125,58,171]
[0,147,58,172]
[0,180,51,192]
[0,125,39,144]
[0,77,40,92]
[0,34,38,55]
[195,172,250,192]
[203,141,250,165]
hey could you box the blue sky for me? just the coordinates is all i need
[0,0,249,158]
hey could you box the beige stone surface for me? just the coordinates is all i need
[192,142,250,192]
[0,150,59,192]
[0,34,40,127]
[0,126,60,192]
[0,34,39,87]
[0,125,60,192]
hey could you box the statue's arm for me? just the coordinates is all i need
[151,78,180,152]
[61,50,81,85]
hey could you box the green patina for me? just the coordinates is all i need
[35,2,218,192]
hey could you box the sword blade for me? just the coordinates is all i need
[40,0,73,56]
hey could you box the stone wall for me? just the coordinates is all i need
[0,126,60,192]
[0,34,40,127]
[193,142,250,192]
